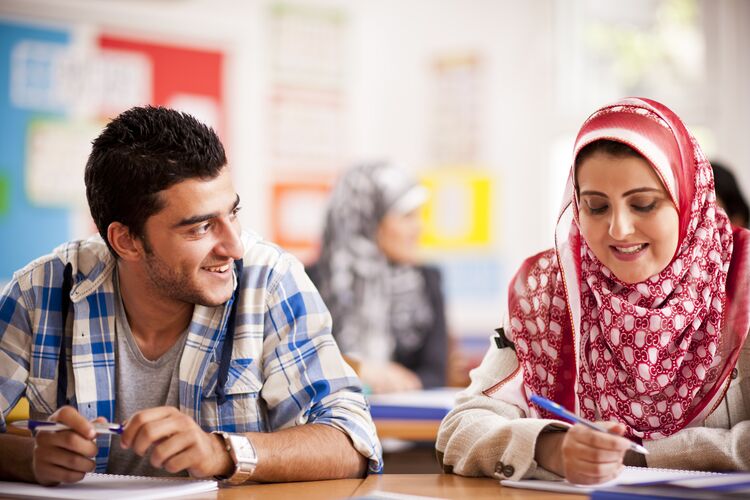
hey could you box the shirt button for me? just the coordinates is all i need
[495,461,504,474]
[731,368,739,380]
[503,465,515,477]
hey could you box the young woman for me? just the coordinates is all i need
[436,98,750,484]
[308,162,448,393]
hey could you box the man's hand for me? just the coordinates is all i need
[536,421,630,485]
[32,406,99,486]
[120,407,233,478]
[358,361,422,393]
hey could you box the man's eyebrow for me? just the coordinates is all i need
[173,194,241,228]
[579,187,662,198]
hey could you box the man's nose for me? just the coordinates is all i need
[216,220,244,260]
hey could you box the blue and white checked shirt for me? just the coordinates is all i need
[0,231,383,473]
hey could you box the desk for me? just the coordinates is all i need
[213,474,587,500]
[0,474,586,500]
[370,392,449,473]
[369,388,459,442]
[373,419,440,441]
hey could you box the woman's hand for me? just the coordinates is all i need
[535,421,631,485]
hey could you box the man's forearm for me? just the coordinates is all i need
[0,433,35,482]
[246,423,367,482]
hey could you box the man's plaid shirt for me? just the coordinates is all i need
[0,232,383,473]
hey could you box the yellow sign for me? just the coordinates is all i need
[420,168,494,249]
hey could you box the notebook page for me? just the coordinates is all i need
[500,465,723,494]
[0,473,218,500]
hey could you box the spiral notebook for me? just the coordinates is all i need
[0,473,218,499]
[500,465,724,495]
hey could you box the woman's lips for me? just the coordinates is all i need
[610,243,648,261]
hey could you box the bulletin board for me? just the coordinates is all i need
[270,180,333,263]
[0,17,226,282]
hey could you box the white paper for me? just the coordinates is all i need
[501,466,723,495]
[0,473,217,500]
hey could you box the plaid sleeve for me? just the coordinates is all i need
[0,279,33,431]
[260,254,383,473]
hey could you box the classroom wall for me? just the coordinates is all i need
[1,0,748,361]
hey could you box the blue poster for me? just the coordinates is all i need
[0,19,71,282]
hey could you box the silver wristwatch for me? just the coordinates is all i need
[213,431,257,484]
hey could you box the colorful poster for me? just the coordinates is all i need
[429,54,483,165]
[271,180,332,263]
[420,168,494,249]
[98,35,225,137]
[0,18,226,283]
[267,2,348,173]
[0,20,71,281]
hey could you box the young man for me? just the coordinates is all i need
[0,106,382,485]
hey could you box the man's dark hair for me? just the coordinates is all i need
[85,106,227,256]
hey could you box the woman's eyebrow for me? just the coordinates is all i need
[579,187,662,198]
[622,187,662,196]
[579,190,607,197]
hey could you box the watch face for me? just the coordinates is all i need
[229,435,257,464]
[235,438,256,459]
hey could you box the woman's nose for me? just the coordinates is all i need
[608,208,635,240]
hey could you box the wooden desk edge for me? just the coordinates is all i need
[373,419,441,441]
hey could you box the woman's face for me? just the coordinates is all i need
[376,208,422,264]
[577,151,680,284]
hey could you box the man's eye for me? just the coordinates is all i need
[231,206,242,218]
[194,223,211,235]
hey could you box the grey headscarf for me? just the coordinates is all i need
[315,162,433,362]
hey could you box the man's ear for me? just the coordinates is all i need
[108,222,145,261]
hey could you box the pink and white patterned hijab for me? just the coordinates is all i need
[494,98,750,440]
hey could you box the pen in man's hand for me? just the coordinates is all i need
[10,419,124,435]
[529,394,649,455]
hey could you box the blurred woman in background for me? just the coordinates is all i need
[308,162,447,393]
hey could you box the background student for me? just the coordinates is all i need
[711,160,749,228]
[308,162,448,393]
[436,97,750,484]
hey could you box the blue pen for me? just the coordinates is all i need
[10,419,123,435]
[529,394,649,455]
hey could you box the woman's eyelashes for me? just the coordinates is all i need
[585,202,608,215]
[632,201,657,212]
[582,198,659,215]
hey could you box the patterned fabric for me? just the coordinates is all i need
[0,231,383,473]
[501,98,749,440]
[313,162,433,362]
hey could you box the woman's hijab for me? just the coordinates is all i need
[494,98,750,440]
[314,162,433,362]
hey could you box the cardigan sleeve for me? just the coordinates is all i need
[436,338,569,481]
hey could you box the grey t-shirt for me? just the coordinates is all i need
[106,279,188,477]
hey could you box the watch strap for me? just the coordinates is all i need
[212,431,257,484]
